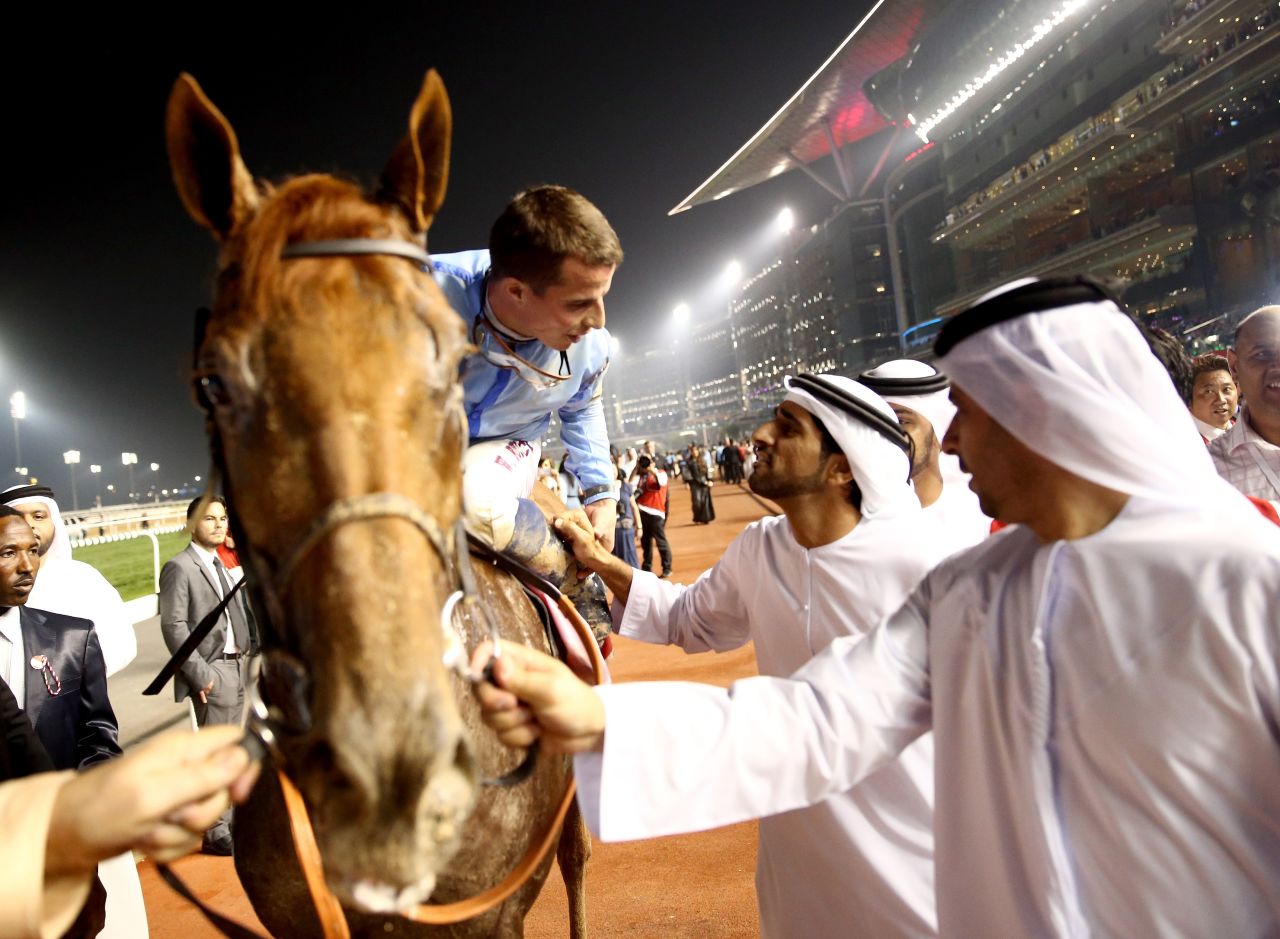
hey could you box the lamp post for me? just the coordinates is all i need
[10,392,24,476]
[150,462,160,503]
[90,465,102,507]
[62,450,81,510]
[121,453,137,500]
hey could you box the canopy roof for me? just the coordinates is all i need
[669,0,926,215]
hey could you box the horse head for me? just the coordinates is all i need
[167,70,477,912]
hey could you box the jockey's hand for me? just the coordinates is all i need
[472,640,605,754]
[583,499,617,552]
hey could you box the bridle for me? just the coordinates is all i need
[165,233,605,937]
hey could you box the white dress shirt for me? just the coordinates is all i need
[577,497,1280,936]
[0,606,24,707]
[1210,405,1280,500]
[188,543,238,655]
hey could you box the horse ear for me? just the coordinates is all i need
[166,73,258,239]
[380,69,452,233]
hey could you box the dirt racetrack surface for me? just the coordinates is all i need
[139,481,777,937]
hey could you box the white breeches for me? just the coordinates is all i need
[461,439,541,549]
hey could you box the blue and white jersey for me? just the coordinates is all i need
[432,249,614,503]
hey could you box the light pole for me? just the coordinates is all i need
[90,465,102,507]
[62,451,81,510]
[9,392,25,476]
[121,453,137,500]
[150,463,160,503]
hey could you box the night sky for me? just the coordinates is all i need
[0,3,871,500]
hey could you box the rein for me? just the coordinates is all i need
[156,235,604,937]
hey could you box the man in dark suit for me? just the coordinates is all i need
[0,507,120,771]
[159,495,254,727]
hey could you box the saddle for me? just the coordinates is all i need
[465,533,613,674]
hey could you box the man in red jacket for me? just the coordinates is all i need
[631,456,672,578]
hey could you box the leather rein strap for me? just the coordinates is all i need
[282,594,608,933]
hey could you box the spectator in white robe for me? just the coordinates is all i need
[860,359,991,554]
[477,276,1280,938]
[555,374,947,938]
[2,486,136,676]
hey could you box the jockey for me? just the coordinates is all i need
[432,186,622,633]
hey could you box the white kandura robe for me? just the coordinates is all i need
[922,480,990,558]
[577,496,1280,937]
[597,511,949,938]
[29,559,137,678]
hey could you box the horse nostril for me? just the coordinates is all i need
[306,740,372,817]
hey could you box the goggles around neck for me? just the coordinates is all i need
[471,314,572,392]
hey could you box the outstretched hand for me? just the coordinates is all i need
[471,640,605,755]
[46,726,260,875]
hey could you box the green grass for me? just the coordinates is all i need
[72,533,192,601]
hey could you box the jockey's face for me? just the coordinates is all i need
[493,257,615,352]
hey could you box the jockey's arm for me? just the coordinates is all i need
[558,381,617,551]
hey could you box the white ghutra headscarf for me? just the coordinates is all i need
[782,374,920,520]
[935,278,1246,511]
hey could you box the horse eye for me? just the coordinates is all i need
[197,374,233,409]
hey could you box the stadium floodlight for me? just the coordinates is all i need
[673,303,691,327]
[10,392,25,475]
[63,451,81,510]
[911,0,1097,142]
[150,462,159,472]
[121,452,138,501]
[720,261,743,291]
[776,207,794,234]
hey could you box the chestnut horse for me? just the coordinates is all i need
[166,71,589,937]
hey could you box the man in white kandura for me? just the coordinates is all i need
[858,360,990,554]
[477,276,1280,937]
[2,485,136,677]
[554,374,946,937]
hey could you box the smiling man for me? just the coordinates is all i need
[1209,306,1280,499]
[551,374,948,938]
[432,187,622,627]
